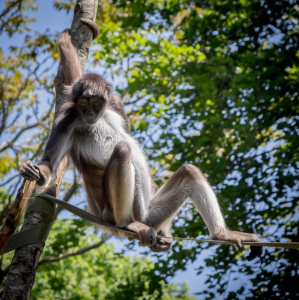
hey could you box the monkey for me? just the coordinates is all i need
[19,20,263,260]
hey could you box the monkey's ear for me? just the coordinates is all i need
[106,85,111,94]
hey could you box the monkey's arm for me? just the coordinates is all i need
[109,95,130,133]
[58,31,82,85]
[19,108,76,188]
[59,19,99,85]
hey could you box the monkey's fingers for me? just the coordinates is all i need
[33,165,46,186]
[23,164,40,177]
[138,228,157,247]
[19,170,38,181]
[19,162,40,181]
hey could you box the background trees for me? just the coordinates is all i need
[0,0,298,299]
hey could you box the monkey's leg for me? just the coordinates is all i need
[145,164,262,259]
[103,141,157,246]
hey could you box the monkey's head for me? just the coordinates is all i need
[72,74,110,125]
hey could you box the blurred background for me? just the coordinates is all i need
[0,0,298,299]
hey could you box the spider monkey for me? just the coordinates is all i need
[19,20,262,260]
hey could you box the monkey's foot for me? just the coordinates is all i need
[212,230,263,261]
[137,227,157,247]
[149,235,173,253]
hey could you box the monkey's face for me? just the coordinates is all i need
[76,96,106,125]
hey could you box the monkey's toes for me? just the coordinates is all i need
[150,237,172,253]
[229,231,263,260]
[138,227,157,247]
[212,230,263,260]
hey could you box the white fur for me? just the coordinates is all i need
[73,109,151,181]
[193,179,226,236]
[110,163,135,225]
[150,167,226,237]
[105,109,152,202]
[70,108,152,209]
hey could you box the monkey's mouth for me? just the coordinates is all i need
[84,117,98,125]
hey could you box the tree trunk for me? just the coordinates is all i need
[1,1,99,299]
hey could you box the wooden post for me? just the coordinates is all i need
[1,1,99,299]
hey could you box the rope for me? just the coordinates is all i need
[35,194,299,250]
[3,193,299,254]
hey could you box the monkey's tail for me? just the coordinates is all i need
[58,30,82,85]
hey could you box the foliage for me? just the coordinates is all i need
[0,0,38,36]
[31,219,194,300]
[92,0,299,298]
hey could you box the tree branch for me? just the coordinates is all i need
[39,237,110,265]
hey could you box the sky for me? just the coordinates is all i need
[0,1,252,297]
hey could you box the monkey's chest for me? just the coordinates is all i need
[71,122,123,167]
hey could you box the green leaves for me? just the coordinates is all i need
[32,219,194,300]
[89,0,299,298]
[0,0,38,36]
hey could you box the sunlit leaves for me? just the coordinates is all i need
[89,0,299,298]
[31,219,195,300]
[0,0,38,36]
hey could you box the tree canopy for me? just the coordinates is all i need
[0,0,298,299]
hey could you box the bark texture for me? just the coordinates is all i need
[2,1,99,299]
[0,181,35,254]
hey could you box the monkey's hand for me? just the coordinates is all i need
[19,160,46,186]
[212,229,263,261]
[150,230,173,253]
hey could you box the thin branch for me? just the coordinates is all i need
[0,175,19,187]
[0,98,55,153]
[0,0,23,19]
[0,237,110,284]
[38,237,110,265]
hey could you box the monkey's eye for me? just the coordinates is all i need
[77,97,88,107]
